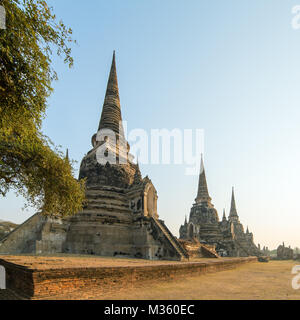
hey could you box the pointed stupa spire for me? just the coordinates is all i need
[229,187,239,218]
[222,209,227,221]
[195,154,211,204]
[65,149,69,162]
[246,226,249,234]
[98,51,125,138]
[133,157,142,184]
[184,215,188,225]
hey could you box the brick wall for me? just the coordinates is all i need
[0,257,257,299]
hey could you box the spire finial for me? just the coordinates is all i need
[98,51,125,138]
[229,186,238,219]
[195,154,211,204]
[200,153,204,174]
[112,50,116,64]
[65,149,69,162]
[222,209,227,221]
[133,157,142,184]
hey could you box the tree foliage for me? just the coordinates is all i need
[0,0,86,217]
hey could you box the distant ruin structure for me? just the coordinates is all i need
[277,243,294,260]
[179,156,261,257]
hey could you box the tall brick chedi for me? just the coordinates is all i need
[179,156,261,257]
[0,53,188,261]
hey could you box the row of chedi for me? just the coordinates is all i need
[179,156,260,257]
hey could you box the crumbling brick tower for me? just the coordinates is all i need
[0,52,188,261]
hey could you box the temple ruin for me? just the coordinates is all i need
[179,156,261,257]
[0,52,188,261]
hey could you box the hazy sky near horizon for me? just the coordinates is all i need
[1,0,300,249]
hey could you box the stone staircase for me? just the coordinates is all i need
[0,213,47,254]
[151,218,189,260]
[178,238,220,258]
[198,241,220,258]
[234,240,254,257]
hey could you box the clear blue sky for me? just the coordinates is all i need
[1,0,300,250]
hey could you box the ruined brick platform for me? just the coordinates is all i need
[0,255,257,299]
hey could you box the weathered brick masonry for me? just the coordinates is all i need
[0,52,189,262]
[0,256,257,299]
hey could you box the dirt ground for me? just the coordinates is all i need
[0,254,239,270]
[49,260,300,300]
[0,257,299,300]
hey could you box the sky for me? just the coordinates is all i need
[1,0,300,250]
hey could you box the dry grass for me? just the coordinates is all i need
[1,255,299,300]
[53,260,300,300]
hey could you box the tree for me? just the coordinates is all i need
[0,0,86,217]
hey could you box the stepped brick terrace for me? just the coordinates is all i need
[0,255,257,299]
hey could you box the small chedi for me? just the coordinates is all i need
[277,242,294,260]
[261,246,270,256]
[0,52,188,261]
[179,157,261,257]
